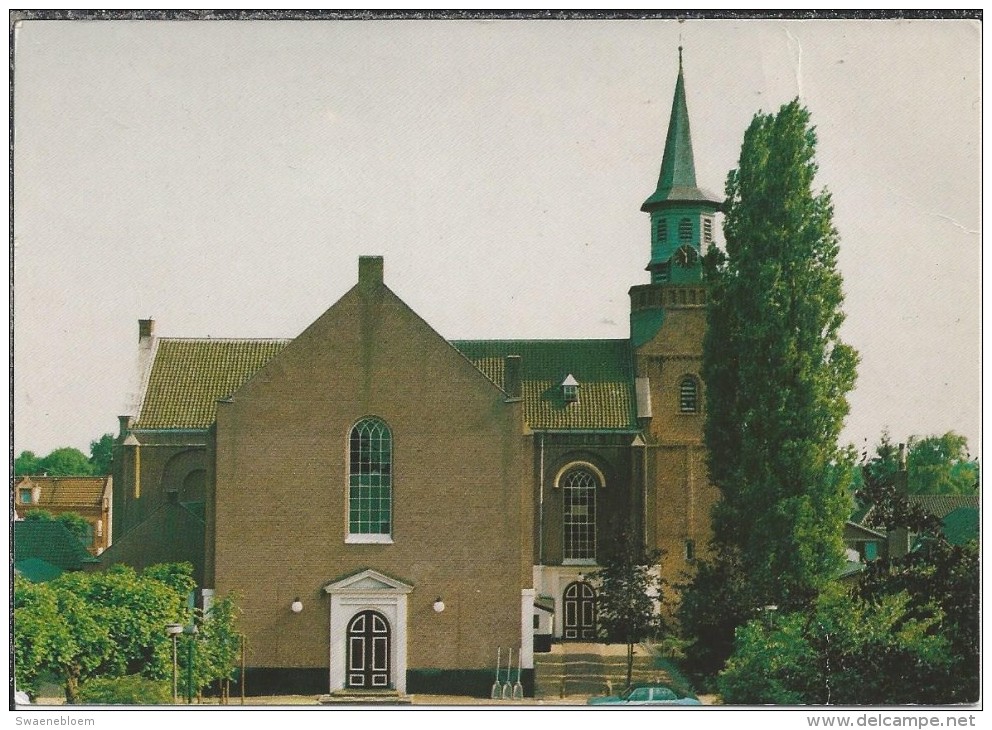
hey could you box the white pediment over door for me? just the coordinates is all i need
[323,568,414,595]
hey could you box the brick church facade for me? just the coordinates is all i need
[107,56,721,696]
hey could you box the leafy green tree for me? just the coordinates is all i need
[855,452,980,703]
[701,99,858,609]
[12,563,237,704]
[39,447,93,476]
[13,576,113,703]
[88,433,115,475]
[593,532,663,689]
[718,584,951,705]
[856,430,979,496]
[60,565,193,679]
[193,594,243,696]
[675,546,755,685]
[15,441,113,476]
[15,450,42,475]
[906,432,979,495]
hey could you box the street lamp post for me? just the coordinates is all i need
[165,623,183,704]
[183,624,199,704]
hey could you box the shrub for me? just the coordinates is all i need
[77,675,172,705]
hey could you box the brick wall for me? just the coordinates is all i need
[212,277,533,673]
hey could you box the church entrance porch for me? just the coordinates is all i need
[324,569,412,695]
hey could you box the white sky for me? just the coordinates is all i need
[12,18,982,459]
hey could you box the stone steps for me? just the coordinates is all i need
[534,644,669,698]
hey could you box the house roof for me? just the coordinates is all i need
[451,339,638,431]
[135,335,639,433]
[843,521,887,541]
[14,557,65,583]
[14,521,99,571]
[909,494,979,521]
[14,475,110,509]
[940,506,979,546]
[136,338,289,429]
[98,498,206,582]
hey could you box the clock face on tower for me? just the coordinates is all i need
[672,245,698,268]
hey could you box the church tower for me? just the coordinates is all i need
[631,49,721,582]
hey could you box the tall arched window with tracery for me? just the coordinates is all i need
[348,417,392,540]
[562,466,600,562]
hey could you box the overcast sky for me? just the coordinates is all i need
[12,18,981,459]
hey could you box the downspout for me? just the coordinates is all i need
[642,438,648,550]
[538,432,545,565]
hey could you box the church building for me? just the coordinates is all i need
[108,54,721,696]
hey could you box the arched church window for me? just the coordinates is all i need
[561,466,599,562]
[679,376,699,413]
[348,417,392,539]
[679,218,693,243]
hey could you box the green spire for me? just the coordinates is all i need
[641,48,721,211]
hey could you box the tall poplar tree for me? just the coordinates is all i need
[702,100,859,607]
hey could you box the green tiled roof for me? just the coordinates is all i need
[14,521,98,571]
[908,494,979,521]
[15,557,65,582]
[137,336,637,432]
[941,507,979,546]
[136,339,289,429]
[452,339,637,431]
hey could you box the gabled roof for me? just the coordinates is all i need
[14,475,110,509]
[134,334,638,433]
[324,568,414,594]
[451,339,638,431]
[14,521,99,571]
[843,521,887,541]
[136,338,289,429]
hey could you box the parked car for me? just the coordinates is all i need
[587,683,702,706]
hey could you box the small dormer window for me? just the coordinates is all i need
[562,374,580,403]
[18,488,31,504]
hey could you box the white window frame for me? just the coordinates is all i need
[555,462,605,565]
[346,417,394,544]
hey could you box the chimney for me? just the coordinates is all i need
[504,355,522,400]
[358,256,384,287]
[138,318,155,341]
[889,442,911,558]
[118,415,134,438]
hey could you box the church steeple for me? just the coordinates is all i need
[641,49,721,285]
[642,47,720,211]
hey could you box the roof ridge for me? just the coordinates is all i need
[158,337,293,343]
[451,338,631,344]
